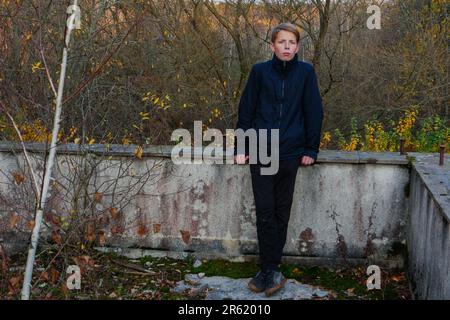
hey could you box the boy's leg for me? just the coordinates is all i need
[273,158,299,268]
[249,163,278,272]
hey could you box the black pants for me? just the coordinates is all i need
[250,158,299,271]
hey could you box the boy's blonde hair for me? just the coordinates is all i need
[270,23,300,43]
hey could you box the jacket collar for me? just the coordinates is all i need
[271,53,298,76]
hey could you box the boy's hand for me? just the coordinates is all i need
[300,155,315,166]
[234,154,249,164]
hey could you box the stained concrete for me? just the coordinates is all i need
[0,142,410,266]
[406,153,450,299]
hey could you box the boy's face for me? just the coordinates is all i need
[270,30,299,61]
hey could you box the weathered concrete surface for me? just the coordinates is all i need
[102,160,410,265]
[407,153,450,299]
[96,247,403,268]
[0,142,410,267]
[172,274,332,300]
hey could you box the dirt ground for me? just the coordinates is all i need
[0,248,412,300]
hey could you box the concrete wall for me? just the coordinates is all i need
[2,142,449,298]
[407,153,450,299]
[0,142,410,267]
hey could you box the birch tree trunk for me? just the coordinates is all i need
[21,0,80,300]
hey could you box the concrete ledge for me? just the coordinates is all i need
[408,152,450,222]
[0,141,409,165]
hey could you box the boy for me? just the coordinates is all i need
[234,23,324,297]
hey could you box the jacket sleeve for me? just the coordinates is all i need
[234,65,260,156]
[301,66,324,162]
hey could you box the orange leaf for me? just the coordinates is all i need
[94,192,103,203]
[52,230,62,245]
[12,172,24,184]
[50,268,59,284]
[72,255,94,272]
[153,223,161,234]
[45,212,61,227]
[8,276,22,294]
[40,271,49,281]
[180,230,190,244]
[60,283,69,296]
[391,274,405,282]
[26,220,36,231]
[9,213,20,229]
[109,207,119,219]
[85,223,95,242]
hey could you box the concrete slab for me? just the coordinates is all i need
[172,273,333,300]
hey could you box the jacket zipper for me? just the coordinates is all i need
[279,61,286,127]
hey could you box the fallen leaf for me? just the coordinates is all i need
[391,274,405,282]
[109,207,119,219]
[1,254,8,274]
[153,223,161,234]
[52,230,62,245]
[8,276,22,294]
[45,212,61,227]
[12,172,24,184]
[9,213,20,229]
[72,255,94,273]
[50,268,59,284]
[40,271,49,281]
[60,283,69,296]
[26,220,36,231]
[94,192,103,203]
[134,146,143,159]
[180,230,190,244]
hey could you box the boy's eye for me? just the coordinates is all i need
[278,40,296,44]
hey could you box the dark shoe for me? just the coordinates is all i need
[264,270,287,297]
[248,270,267,293]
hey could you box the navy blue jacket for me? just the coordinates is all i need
[235,53,324,162]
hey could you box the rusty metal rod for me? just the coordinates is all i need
[400,138,406,155]
[439,145,445,166]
